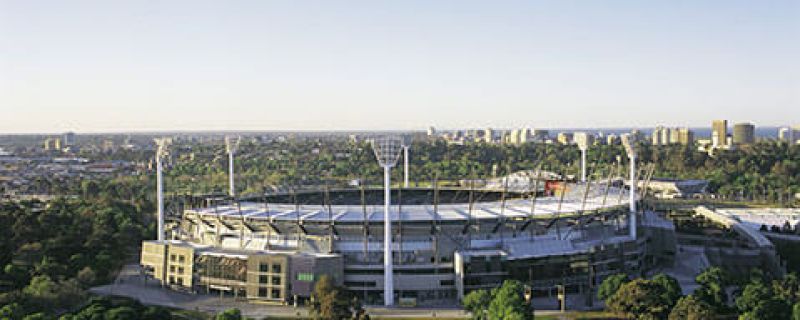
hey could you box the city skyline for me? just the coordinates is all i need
[2,1,798,133]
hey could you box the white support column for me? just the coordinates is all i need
[403,146,409,188]
[157,156,164,241]
[629,154,637,239]
[581,149,587,183]
[228,151,235,197]
[383,167,394,306]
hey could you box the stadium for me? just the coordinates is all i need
[140,137,677,307]
[141,181,678,307]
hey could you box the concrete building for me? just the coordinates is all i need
[779,127,795,144]
[712,120,728,148]
[606,134,620,145]
[141,240,343,302]
[556,132,573,145]
[676,128,694,145]
[652,127,665,145]
[63,132,76,146]
[733,123,755,146]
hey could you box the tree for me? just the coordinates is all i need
[736,281,772,314]
[775,273,800,305]
[487,280,532,320]
[793,302,800,320]
[310,275,357,320]
[215,308,242,320]
[598,273,630,302]
[740,298,791,320]
[668,295,715,320]
[0,303,23,319]
[463,290,491,320]
[652,273,682,308]
[694,267,730,312]
[105,307,138,320]
[606,279,671,319]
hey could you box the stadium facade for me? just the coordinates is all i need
[141,180,677,306]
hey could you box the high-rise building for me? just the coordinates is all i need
[606,134,620,145]
[652,126,664,145]
[63,132,76,146]
[732,123,755,145]
[483,128,494,143]
[557,132,573,145]
[669,128,681,144]
[427,127,436,136]
[712,120,728,147]
[43,138,53,151]
[677,128,694,145]
[779,127,795,143]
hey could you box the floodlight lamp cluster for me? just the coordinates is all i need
[372,136,403,168]
[621,134,637,157]
[225,136,241,154]
[155,138,172,159]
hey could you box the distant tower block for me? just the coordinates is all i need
[154,137,172,242]
[225,136,241,197]
[371,136,403,306]
[621,134,637,240]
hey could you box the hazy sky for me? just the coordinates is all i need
[1,1,798,133]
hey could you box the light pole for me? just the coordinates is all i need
[154,138,172,241]
[576,134,589,183]
[371,136,402,306]
[225,136,241,197]
[621,134,637,239]
[403,144,410,188]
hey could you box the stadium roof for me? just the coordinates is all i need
[189,186,633,223]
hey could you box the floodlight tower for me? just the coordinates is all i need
[371,136,402,306]
[402,141,410,188]
[225,136,241,198]
[621,134,637,239]
[575,132,589,183]
[154,138,172,242]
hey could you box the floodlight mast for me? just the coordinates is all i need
[621,134,637,240]
[225,136,241,197]
[576,135,589,183]
[154,138,172,242]
[403,144,410,188]
[371,136,402,307]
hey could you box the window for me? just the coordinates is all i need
[272,276,281,285]
[258,288,268,297]
[177,277,184,285]
[178,267,184,275]
[169,266,176,273]
[168,276,175,284]
[259,275,269,284]
[178,255,185,263]
[297,273,314,282]
[170,254,176,262]
[259,263,269,273]
[440,280,454,286]
[271,289,281,299]
[272,264,282,274]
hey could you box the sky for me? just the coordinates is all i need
[1,1,798,133]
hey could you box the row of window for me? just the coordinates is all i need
[258,287,282,299]
[169,265,185,275]
[259,275,282,285]
[169,254,186,263]
[168,276,185,286]
[258,263,282,274]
